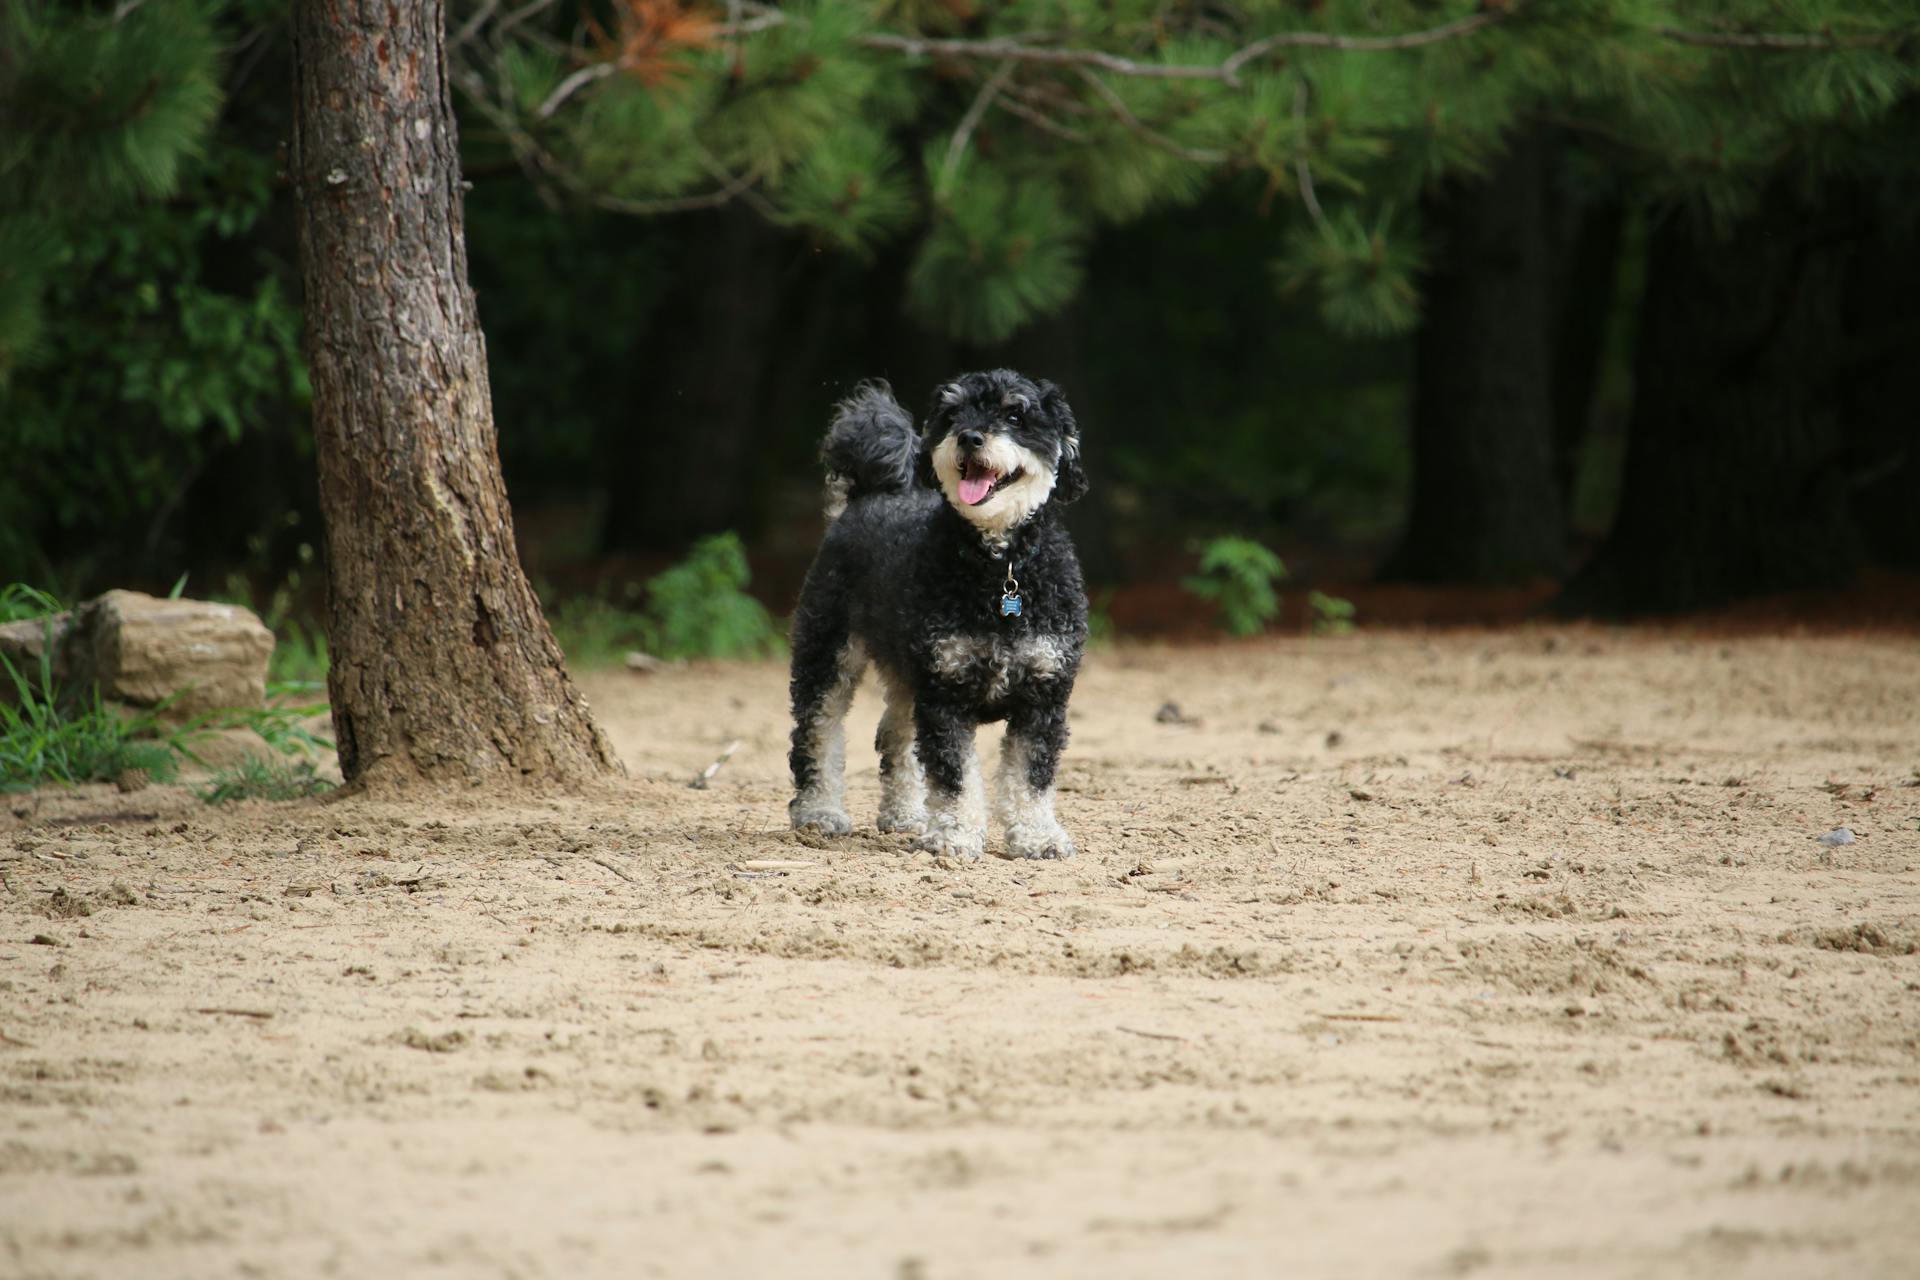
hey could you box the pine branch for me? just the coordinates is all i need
[1292,79,1325,226]
[991,88,1091,143]
[1657,26,1913,51]
[940,60,1015,186]
[1073,68,1225,165]
[855,8,1516,87]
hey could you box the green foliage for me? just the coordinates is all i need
[549,594,652,670]
[1308,590,1357,636]
[1085,589,1118,649]
[473,0,1920,344]
[909,151,1085,344]
[773,124,918,254]
[1183,537,1287,637]
[197,756,333,805]
[636,533,785,661]
[551,533,784,666]
[1,1,307,582]
[0,0,224,376]
[0,583,61,624]
[1278,206,1427,338]
[0,634,179,792]
[173,698,333,762]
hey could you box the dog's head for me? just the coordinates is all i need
[921,370,1087,536]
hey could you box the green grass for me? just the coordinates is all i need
[2,580,331,792]
[1,639,180,791]
[197,756,334,806]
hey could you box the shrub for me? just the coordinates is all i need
[1182,537,1286,637]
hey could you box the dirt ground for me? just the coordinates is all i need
[3,628,1918,1279]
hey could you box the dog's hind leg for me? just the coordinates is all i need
[789,624,866,836]
[996,702,1074,860]
[873,669,927,835]
[911,700,985,859]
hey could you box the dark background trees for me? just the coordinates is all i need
[3,1,1917,625]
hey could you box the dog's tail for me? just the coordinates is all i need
[820,381,919,521]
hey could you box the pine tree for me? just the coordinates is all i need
[0,1,223,378]
[454,1,1918,343]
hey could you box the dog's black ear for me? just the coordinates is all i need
[1038,381,1088,505]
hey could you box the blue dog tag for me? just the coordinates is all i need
[1000,594,1022,617]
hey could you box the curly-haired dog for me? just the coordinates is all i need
[788,370,1089,860]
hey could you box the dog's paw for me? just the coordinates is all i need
[1006,822,1076,861]
[912,822,983,861]
[877,807,927,837]
[788,802,853,837]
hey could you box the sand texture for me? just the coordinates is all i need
[3,628,1918,1278]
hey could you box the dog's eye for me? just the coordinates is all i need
[1004,408,1023,426]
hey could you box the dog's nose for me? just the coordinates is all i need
[956,429,985,453]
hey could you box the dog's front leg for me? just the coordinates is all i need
[911,699,985,860]
[997,702,1074,860]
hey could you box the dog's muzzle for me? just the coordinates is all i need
[958,455,1025,506]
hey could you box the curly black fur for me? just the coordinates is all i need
[820,381,918,516]
[788,370,1090,860]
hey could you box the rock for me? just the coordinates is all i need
[0,590,273,720]
[1816,827,1856,847]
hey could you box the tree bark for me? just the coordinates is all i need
[1559,189,1858,615]
[291,0,619,789]
[1381,130,1565,584]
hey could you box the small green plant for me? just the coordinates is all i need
[1085,588,1118,649]
[173,697,334,764]
[1182,537,1286,637]
[641,533,784,660]
[1,640,179,791]
[549,593,651,669]
[1308,590,1357,636]
[552,533,784,667]
[197,756,334,806]
[0,583,62,624]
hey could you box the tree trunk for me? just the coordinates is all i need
[1559,190,1858,615]
[1381,129,1564,584]
[291,0,619,789]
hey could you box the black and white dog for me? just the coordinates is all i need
[788,370,1089,860]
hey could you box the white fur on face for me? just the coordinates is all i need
[930,432,1058,537]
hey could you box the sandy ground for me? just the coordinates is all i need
[3,628,1918,1279]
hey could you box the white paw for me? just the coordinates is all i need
[913,817,983,861]
[877,809,927,836]
[1006,822,1075,861]
[789,802,852,837]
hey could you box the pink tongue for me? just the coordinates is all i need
[958,471,995,505]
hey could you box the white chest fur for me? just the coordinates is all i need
[928,633,1073,701]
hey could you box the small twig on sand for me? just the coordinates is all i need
[689,740,743,790]
[1313,1012,1402,1023]
[1117,1025,1188,1042]
[194,1007,274,1019]
[589,855,639,884]
[737,859,816,872]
